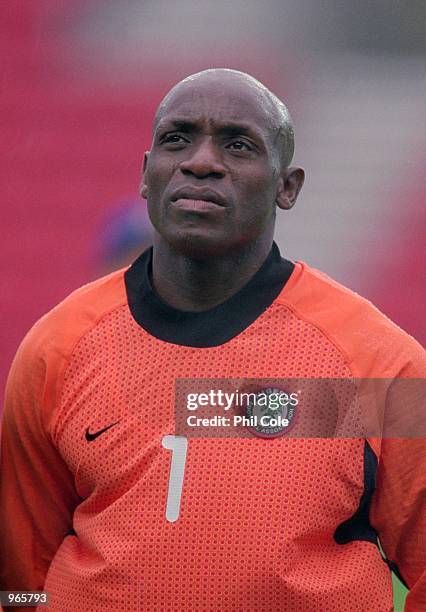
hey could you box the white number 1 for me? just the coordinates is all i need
[162,435,188,522]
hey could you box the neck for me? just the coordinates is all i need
[151,233,274,312]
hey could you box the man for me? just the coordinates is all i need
[1,69,425,611]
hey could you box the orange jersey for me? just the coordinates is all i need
[1,244,425,611]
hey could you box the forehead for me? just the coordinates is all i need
[155,79,275,137]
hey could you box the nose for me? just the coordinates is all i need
[179,138,225,179]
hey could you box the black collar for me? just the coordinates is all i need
[124,242,294,348]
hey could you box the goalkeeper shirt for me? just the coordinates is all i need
[1,243,425,611]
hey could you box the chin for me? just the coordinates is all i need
[165,229,239,259]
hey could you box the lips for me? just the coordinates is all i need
[170,186,227,207]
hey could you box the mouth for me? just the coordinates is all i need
[171,198,224,212]
[170,187,227,208]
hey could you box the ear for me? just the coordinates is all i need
[275,166,305,210]
[139,151,150,199]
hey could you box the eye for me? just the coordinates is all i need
[161,133,189,144]
[227,140,253,152]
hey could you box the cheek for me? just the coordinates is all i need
[233,170,277,216]
[146,157,178,195]
[145,161,177,222]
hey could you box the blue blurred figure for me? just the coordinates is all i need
[97,198,153,273]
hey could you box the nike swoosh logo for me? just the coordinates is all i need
[85,421,120,442]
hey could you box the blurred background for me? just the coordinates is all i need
[1,3,425,604]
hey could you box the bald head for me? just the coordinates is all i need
[154,69,295,168]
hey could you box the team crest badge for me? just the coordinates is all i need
[245,386,297,438]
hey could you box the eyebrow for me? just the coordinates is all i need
[155,118,264,141]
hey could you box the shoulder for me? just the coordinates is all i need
[277,261,425,378]
[19,268,127,361]
[5,268,128,427]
